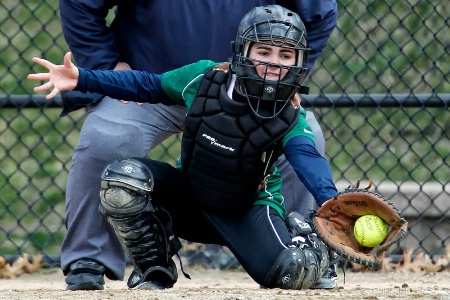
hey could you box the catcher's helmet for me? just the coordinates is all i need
[231,5,310,118]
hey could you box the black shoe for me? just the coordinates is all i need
[127,267,143,288]
[65,259,106,291]
[310,264,338,289]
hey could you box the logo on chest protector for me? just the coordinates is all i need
[202,134,235,152]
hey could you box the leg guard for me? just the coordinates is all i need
[287,212,329,277]
[264,212,329,289]
[99,158,181,288]
[310,250,339,289]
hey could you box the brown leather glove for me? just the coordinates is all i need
[311,181,408,269]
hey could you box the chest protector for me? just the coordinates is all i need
[181,68,299,214]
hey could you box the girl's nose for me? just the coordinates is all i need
[268,54,280,64]
[268,55,280,65]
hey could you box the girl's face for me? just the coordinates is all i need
[248,43,296,80]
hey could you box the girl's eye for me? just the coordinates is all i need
[282,52,295,59]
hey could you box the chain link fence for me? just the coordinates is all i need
[1,0,449,268]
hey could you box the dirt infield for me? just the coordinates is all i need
[1,266,449,300]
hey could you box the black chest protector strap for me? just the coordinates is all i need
[181,68,299,213]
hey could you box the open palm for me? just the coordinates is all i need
[28,52,79,99]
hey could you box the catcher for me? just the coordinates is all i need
[28,5,406,289]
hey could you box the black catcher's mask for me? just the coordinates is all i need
[231,5,310,118]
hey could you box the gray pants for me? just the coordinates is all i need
[61,97,325,280]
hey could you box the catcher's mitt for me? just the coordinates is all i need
[311,180,408,269]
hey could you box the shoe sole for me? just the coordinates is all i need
[310,278,338,289]
[137,281,172,290]
[66,282,104,291]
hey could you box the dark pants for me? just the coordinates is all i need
[134,157,293,285]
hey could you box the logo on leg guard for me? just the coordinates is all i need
[281,274,291,285]
[122,165,135,174]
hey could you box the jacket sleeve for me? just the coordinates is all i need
[59,0,119,116]
[278,0,338,71]
[75,68,174,105]
[283,136,338,206]
[59,0,119,69]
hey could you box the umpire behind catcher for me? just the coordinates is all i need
[29,5,338,290]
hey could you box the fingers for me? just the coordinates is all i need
[33,81,53,92]
[32,81,59,99]
[119,100,144,105]
[27,73,50,81]
[64,52,72,68]
[29,54,69,100]
[115,62,132,71]
[47,87,60,99]
[31,57,53,69]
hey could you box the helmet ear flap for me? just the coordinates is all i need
[230,41,236,54]
[231,40,246,56]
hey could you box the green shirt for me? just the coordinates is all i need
[161,60,315,218]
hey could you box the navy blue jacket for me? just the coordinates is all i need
[59,0,337,115]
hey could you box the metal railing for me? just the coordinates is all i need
[1,0,448,267]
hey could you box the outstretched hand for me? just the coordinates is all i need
[27,52,79,99]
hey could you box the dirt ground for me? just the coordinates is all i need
[1,266,449,300]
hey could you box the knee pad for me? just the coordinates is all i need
[102,158,154,192]
[264,245,325,290]
[100,158,155,217]
[264,247,308,289]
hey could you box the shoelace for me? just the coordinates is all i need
[335,257,347,284]
[176,253,191,279]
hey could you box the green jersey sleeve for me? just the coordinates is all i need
[161,60,219,108]
[282,109,315,147]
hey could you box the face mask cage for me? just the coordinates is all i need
[242,20,307,67]
[235,57,304,118]
[231,19,310,119]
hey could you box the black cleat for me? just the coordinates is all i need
[310,264,338,289]
[65,259,106,291]
[127,267,143,288]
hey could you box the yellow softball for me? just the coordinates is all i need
[354,215,387,247]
